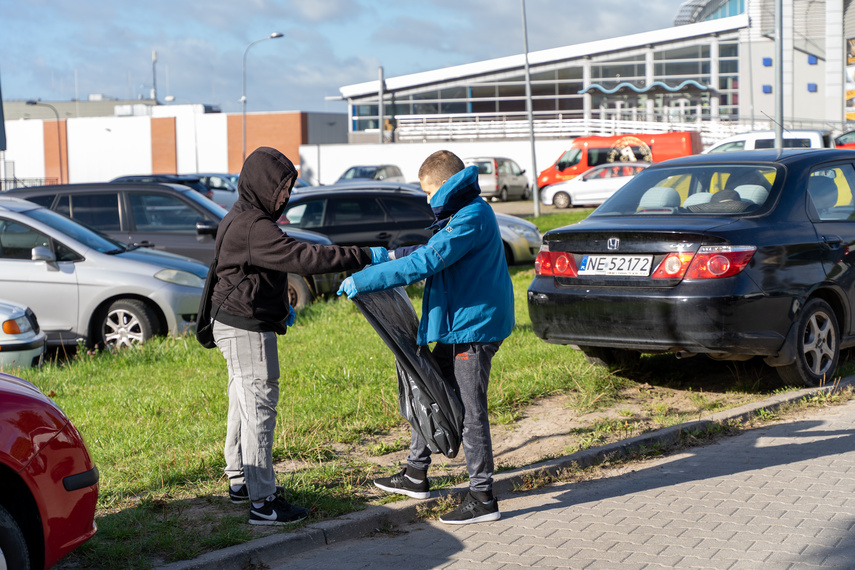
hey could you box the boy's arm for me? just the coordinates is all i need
[339,210,483,297]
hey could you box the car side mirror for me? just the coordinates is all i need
[32,246,55,262]
[196,220,218,236]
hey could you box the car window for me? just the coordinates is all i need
[69,193,121,231]
[127,193,204,231]
[328,197,386,224]
[510,161,523,175]
[755,138,812,149]
[807,165,855,221]
[594,164,779,216]
[381,196,434,222]
[23,194,56,209]
[283,199,326,228]
[0,220,50,260]
[473,161,494,175]
[24,208,122,254]
[707,141,746,153]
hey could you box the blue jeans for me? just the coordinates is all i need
[213,321,280,502]
[406,341,501,493]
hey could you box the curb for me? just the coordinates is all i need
[158,376,853,569]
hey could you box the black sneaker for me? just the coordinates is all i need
[439,491,501,525]
[229,484,286,504]
[249,496,308,526]
[374,468,430,499]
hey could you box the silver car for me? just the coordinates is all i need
[0,196,207,349]
[495,213,541,265]
[0,298,46,369]
[464,157,530,202]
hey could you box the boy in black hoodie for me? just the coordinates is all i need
[211,147,387,525]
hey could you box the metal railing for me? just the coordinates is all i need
[390,110,852,146]
[1,178,58,192]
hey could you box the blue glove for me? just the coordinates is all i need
[337,276,358,299]
[285,304,295,327]
[370,247,390,265]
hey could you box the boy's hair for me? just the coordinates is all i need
[418,150,465,184]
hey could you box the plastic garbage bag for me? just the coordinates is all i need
[352,287,464,458]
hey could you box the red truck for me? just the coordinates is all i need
[538,131,702,189]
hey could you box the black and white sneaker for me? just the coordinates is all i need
[249,496,308,526]
[229,484,285,504]
[374,468,430,499]
[439,491,501,525]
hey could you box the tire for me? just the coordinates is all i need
[579,346,639,369]
[522,185,531,200]
[499,187,509,202]
[777,298,840,387]
[503,242,513,266]
[0,504,30,570]
[553,192,571,209]
[288,275,313,310]
[97,299,157,349]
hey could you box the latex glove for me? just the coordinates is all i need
[337,276,359,299]
[285,304,296,327]
[370,247,390,265]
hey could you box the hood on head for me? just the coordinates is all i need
[428,165,481,226]
[237,147,297,217]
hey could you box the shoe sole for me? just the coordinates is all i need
[249,514,307,526]
[374,481,431,500]
[439,511,501,525]
[229,497,249,504]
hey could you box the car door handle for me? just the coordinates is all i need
[823,235,843,248]
[375,232,392,239]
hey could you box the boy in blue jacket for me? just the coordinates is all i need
[338,150,514,524]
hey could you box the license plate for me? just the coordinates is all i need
[578,255,652,276]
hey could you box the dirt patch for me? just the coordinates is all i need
[273,382,757,486]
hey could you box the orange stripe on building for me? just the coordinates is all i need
[151,117,177,174]
[228,112,307,174]
[42,120,67,184]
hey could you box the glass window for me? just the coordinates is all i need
[0,220,50,260]
[23,194,56,209]
[127,193,204,232]
[69,193,121,231]
[328,198,386,225]
[382,197,433,222]
[807,166,855,220]
[283,200,326,228]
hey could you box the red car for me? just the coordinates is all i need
[0,372,98,569]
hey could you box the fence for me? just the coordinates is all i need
[1,178,58,192]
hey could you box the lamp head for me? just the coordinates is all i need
[270,32,283,39]
[25,100,38,106]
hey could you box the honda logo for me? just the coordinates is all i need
[607,237,620,250]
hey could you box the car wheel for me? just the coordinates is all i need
[579,346,639,368]
[500,187,509,202]
[288,276,313,310]
[98,299,157,349]
[0,504,30,570]
[503,242,514,266]
[522,185,531,200]
[777,298,840,387]
[553,192,571,209]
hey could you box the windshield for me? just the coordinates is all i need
[592,164,780,217]
[25,207,126,253]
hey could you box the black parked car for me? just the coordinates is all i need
[278,181,541,264]
[5,183,340,308]
[528,149,855,386]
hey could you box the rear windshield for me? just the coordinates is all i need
[592,164,780,216]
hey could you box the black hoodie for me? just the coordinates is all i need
[212,147,371,333]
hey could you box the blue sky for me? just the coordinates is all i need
[2,0,689,115]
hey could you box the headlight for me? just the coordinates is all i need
[506,223,541,241]
[2,316,33,335]
[155,269,205,288]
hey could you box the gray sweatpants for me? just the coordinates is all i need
[406,341,501,493]
[213,321,280,502]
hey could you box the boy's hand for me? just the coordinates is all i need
[370,247,390,264]
[337,277,359,298]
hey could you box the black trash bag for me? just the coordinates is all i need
[352,287,464,459]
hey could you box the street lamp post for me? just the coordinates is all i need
[26,100,64,184]
[242,32,283,163]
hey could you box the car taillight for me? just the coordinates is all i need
[535,250,578,277]
[652,246,756,280]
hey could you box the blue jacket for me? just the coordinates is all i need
[350,166,515,345]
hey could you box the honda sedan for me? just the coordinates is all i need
[528,149,855,386]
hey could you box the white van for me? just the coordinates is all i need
[703,130,835,153]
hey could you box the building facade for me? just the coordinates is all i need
[339,0,850,145]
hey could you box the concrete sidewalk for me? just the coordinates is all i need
[161,379,855,570]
